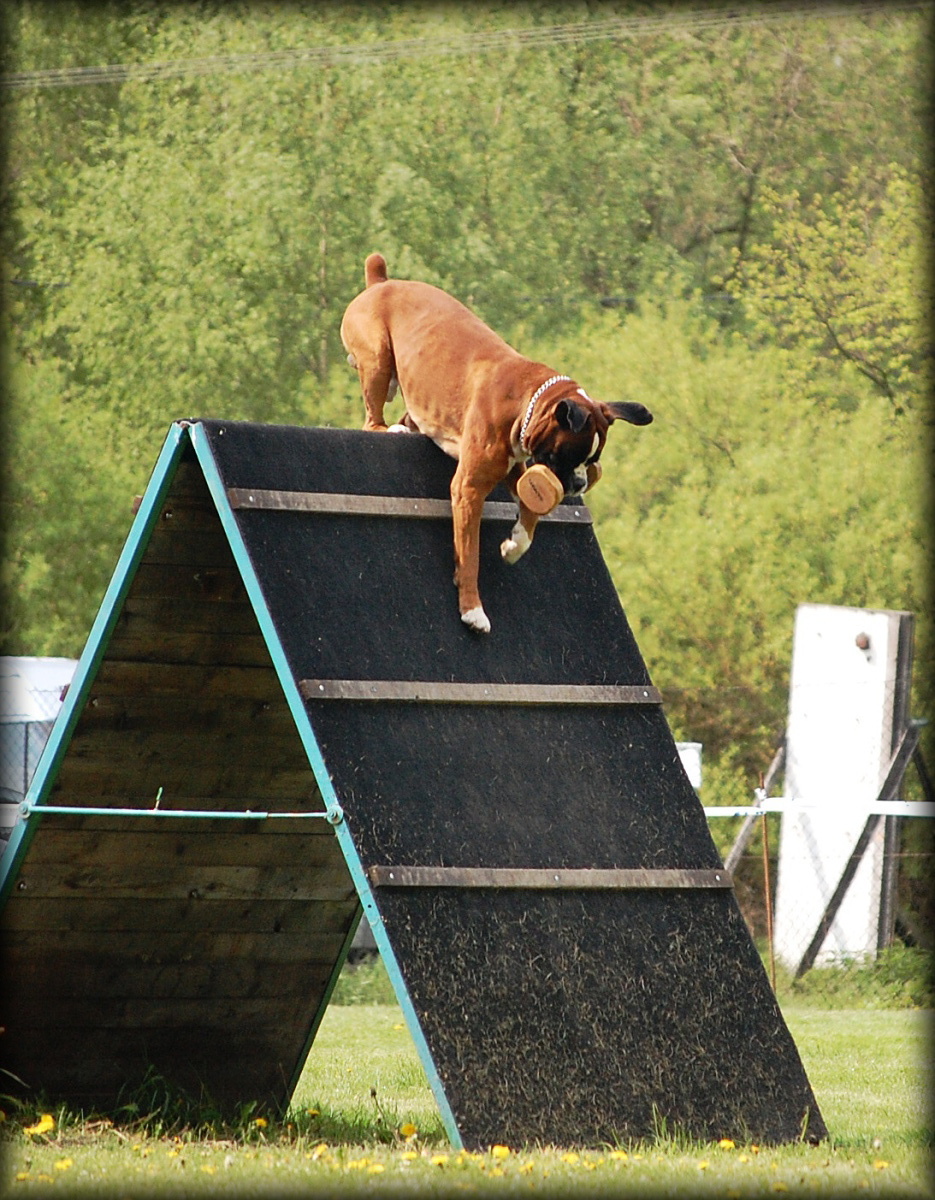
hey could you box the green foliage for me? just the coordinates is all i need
[778,945,935,1011]
[549,297,930,773]
[330,956,397,1006]
[729,165,932,412]
[0,358,143,654]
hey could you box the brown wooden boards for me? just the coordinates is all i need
[0,432,359,1113]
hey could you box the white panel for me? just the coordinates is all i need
[773,604,904,969]
[676,742,703,789]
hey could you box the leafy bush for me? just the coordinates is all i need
[330,955,397,1006]
[778,944,935,1010]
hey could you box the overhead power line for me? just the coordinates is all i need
[2,2,930,91]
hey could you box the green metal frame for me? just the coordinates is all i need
[0,424,188,906]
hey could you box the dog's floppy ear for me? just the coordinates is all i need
[556,398,590,433]
[603,401,653,426]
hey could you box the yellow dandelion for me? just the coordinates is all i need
[609,1150,628,1161]
[431,1153,449,1166]
[306,1108,320,1118]
[520,1162,535,1174]
[393,1023,405,1030]
[167,1149,179,1158]
[873,1159,890,1169]
[200,1165,216,1174]
[347,1157,369,1170]
[490,1166,504,1177]
[24,1113,55,1136]
[719,1138,735,1150]
[400,1151,419,1161]
[584,1160,598,1170]
[54,1158,73,1171]
[561,1152,580,1164]
[738,1153,750,1163]
[771,1183,789,1192]
[310,1142,329,1160]
[253,1117,268,1129]
[367,1163,385,1174]
[15,1172,30,1181]
[399,1122,418,1138]
[698,1159,710,1170]
[491,1144,511,1158]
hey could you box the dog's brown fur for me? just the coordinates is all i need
[340,253,652,632]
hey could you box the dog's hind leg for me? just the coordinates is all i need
[341,314,398,430]
[352,354,398,432]
[347,353,396,403]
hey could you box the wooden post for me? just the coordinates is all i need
[877,614,915,953]
[794,721,923,979]
[724,741,784,876]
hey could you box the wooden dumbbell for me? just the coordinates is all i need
[516,464,564,514]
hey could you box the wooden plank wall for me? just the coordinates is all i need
[0,453,360,1113]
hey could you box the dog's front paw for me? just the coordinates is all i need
[461,606,491,634]
[500,526,531,564]
[386,423,411,434]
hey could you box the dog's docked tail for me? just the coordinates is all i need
[365,253,389,288]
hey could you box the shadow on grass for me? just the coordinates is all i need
[1,1064,446,1148]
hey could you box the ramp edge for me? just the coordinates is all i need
[0,423,189,906]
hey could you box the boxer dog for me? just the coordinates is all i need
[340,253,652,633]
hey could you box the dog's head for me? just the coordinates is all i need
[526,388,653,496]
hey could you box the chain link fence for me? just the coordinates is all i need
[705,608,934,1011]
[707,743,934,1011]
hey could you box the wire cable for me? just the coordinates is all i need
[2,2,930,91]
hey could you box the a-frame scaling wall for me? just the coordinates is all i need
[0,419,826,1149]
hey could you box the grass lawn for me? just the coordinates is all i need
[4,1002,931,1195]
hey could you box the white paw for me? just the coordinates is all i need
[461,606,491,634]
[500,526,531,564]
[387,423,411,433]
